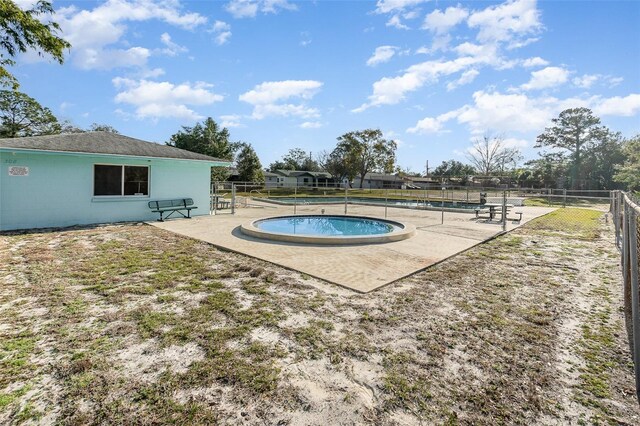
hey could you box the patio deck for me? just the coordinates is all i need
[151,202,555,293]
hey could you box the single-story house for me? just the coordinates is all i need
[264,170,337,188]
[353,173,407,189]
[0,132,231,231]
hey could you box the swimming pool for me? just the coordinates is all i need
[240,215,415,244]
[263,197,478,210]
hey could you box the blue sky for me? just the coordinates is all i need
[14,0,640,173]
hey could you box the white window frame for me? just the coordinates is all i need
[93,164,150,198]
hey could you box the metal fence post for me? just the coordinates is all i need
[294,185,297,215]
[563,188,567,208]
[385,189,388,219]
[231,184,236,215]
[502,190,507,232]
[441,187,445,224]
[344,185,348,215]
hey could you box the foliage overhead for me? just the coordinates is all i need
[335,129,397,188]
[535,108,609,188]
[0,89,60,137]
[432,160,476,177]
[60,121,119,134]
[614,135,640,191]
[268,147,319,172]
[0,0,71,89]
[167,117,238,160]
[235,143,264,182]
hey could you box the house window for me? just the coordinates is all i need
[94,165,149,196]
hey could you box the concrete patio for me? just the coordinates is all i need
[151,202,555,293]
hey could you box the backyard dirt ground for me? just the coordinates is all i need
[1,208,639,425]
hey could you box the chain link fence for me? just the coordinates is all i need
[612,191,640,401]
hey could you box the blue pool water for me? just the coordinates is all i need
[266,197,477,210]
[254,215,402,236]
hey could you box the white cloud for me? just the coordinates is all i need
[521,56,549,67]
[112,78,223,121]
[211,20,232,45]
[455,90,556,134]
[386,15,410,30]
[159,33,187,56]
[220,114,243,128]
[354,56,487,112]
[56,0,207,70]
[239,80,323,119]
[356,1,547,110]
[407,117,444,134]
[447,69,479,91]
[573,74,599,89]
[407,109,462,134]
[520,66,569,90]
[607,76,624,87]
[408,90,640,138]
[572,74,624,89]
[594,94,640,117]
[422,6,468,34]
[366,46,398,67]
[225,0,297,19]
[374,0,430,14]
[138,67,166,79]
[502,137,529,148]
[416,35,451,55]
[74,47,150,70]
[300,121,322,129]
[467,0,542,45]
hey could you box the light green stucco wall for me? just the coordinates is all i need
[0,149,225,231]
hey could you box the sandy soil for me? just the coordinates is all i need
[0,209,638,425]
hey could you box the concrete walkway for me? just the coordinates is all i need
[151,203,554,293]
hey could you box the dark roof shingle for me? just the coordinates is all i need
[0,132,229,162]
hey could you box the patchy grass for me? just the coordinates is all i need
[525,207,603,240]
[0,213,638,424]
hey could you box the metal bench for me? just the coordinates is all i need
[148,198,197,221]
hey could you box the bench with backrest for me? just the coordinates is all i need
[148,198,197,221]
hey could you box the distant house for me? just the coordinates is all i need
[0,132,231,231]
[353,173,407,189]
[264,170,337,188]
[406,176,441,189]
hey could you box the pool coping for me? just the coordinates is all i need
[256,197,481,214]
[240,214,416,245]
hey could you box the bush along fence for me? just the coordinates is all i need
[612,191,640,402]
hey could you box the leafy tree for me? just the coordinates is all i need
[581,130,625,189]
[614,135,640,191]
[268,147,319,172]
[0,89,60,137]
[335,129,397,188]
[535,108,608,189]
[167,117,237,159]
[317,147,351,185]
[467,135,521,176]
[235,143,264,182]
[524,153,569,188]
[0,1,71,88]
[59,121,119,134]
[167,117,238,182]
[89,123,119,133]
[432,160,476,177]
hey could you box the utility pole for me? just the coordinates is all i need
[425,160,429,177]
